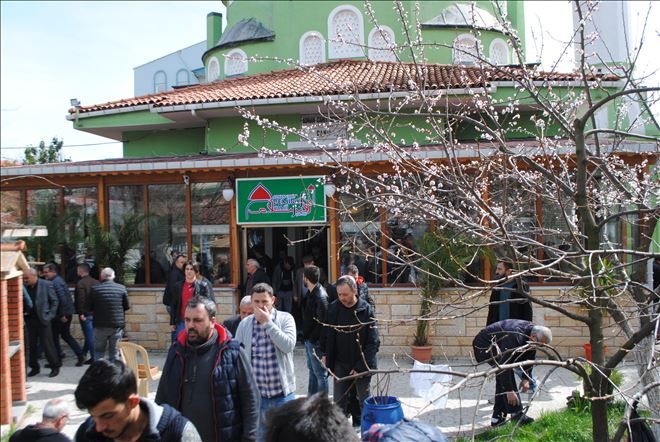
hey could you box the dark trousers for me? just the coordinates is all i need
[52,315,83,358]
[473,344,522,419]
[332,360,371,422]
[28,317,60,369]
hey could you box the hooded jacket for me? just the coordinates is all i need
[156,323,260,442]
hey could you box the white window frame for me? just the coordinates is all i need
[207,57,220,82]
[299,31,326,66]
[489,38,509,65]
[153,71,167,93]
[327,5,365,59]
[224,48,248,77]
[176,69,190,86]
[368,25,396,61]
[452,33,482,65]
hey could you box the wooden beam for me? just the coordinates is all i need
[229,190,240,290]
[97,176,107,229]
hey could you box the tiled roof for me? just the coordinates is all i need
[72,60,619,114]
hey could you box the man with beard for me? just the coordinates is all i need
[74,359,200,441]
[156,296,260,442]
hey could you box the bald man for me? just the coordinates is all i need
[24,268,61,378]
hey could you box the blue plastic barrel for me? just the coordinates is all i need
[361,395,405,434]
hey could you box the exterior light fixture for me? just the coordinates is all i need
[222,176,235,201]
[324,183,336,198]
[70,98,81,107]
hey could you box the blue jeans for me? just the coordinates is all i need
[305,340,328,395]
[258,392,295,442]
[79,315,95,360]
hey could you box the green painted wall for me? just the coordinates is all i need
[122,127,205,157]
[206,115,299,153]
[204,1,520,78]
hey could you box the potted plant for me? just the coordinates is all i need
[411,231,486,363]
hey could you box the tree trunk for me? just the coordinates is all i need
[589,308,610,442]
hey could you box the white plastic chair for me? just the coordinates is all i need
[119,341,161,397]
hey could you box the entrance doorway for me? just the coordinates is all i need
[240,225,329,287]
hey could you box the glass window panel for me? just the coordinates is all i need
[25,189,61,266]
[191,182,231,284]
[108,185,145,285]
[148,184,187,284]
[0,190,21,228]
[62,187,98,282]
[338,194,382,283]
[385,217,429,285]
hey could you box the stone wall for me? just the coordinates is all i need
[372,286,627,359]
[73,286,626,358]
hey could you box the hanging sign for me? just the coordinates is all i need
[236,176,327,225]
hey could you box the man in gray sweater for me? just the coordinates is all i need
[235,283,297,442]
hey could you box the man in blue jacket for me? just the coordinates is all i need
[156,296,260,442]
[321,275,379,428]
[43,263,84,366]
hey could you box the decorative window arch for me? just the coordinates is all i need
[299,31,326,66]
[224,49,248,76]
[207,57,220,82]
[176,69,190,86]
[452,34,482,65]
[328,5,364,59]
[489,38,509,65]
[368,26,396,62]
[153,71,167,93]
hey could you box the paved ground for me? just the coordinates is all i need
[3,344,642,440]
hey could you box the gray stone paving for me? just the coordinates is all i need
[3,344,642,440]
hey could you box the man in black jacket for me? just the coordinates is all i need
[244,259,270,297]
[88,267,129,362]
[472,319,552,427]
[302,265,329,395]
[43,263,84,366]
[10,398,71,442]
[486,258,532,326]
[24,268,61,378]
[321,275,379,427]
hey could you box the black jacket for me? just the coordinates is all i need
[162,267,184,307]
[25,279,58,325]
[486,278,532,326]
[9,424,70,442]
[472,319,536,391]
[301,283,328,342]
[50,275,74,317]
[87,280,129,328]
[244,268,270,296]
[170,279,211,325]
[321,297,379,374]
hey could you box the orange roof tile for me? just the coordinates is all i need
[72,60,619,114]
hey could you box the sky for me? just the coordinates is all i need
[1,1,658,163]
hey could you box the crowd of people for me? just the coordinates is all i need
[16,253,556,441]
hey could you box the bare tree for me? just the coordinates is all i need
[237,1,659,440]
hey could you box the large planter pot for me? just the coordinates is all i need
[411,345,433,363]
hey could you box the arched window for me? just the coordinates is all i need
[368,26,396,62]
[176,69,190,86]
[489,38,509,65]
[153,71,167,93]
[328,5,364,59]
[299,31,326,66]
[207,57,220,82]
[452,34,482,65]
[224,49,248,77]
